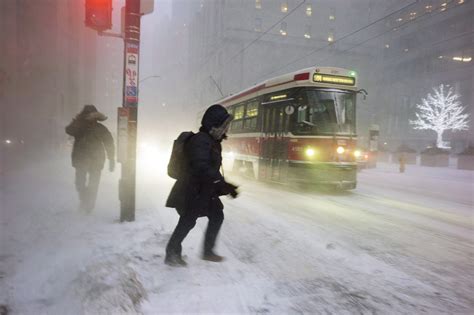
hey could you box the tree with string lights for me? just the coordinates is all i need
[410,84,470,148]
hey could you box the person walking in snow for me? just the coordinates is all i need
[165,104,239,267]
[398,152,406,173]
[66,105,115,211]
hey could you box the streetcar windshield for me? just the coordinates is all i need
[293,89,356,135]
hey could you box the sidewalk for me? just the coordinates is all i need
[1,156,166,314]
[1,155,246,314]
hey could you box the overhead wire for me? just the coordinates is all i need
[313,0,466,66]
[256,0,418,80]
[198,0,306,72]
[226,0,307,63]
[203,0,307,99]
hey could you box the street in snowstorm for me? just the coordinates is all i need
[1,0,473,314]
[1,157,472,314]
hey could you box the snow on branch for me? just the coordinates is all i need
[410,84,470,148]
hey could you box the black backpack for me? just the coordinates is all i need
[167,131,195,179]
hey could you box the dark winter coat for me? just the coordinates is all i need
[65,119,115,170]
[166,104,232,217]
[165,131,225,216]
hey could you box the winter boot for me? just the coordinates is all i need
[164,254,187,267]
[202,251,225,262]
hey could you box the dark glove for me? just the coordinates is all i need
[109,159,115,172]
[229,188,239,199]
[224,182,239,199]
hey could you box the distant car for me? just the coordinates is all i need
[355,149,370,170]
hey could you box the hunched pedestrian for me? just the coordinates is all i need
[66,105,115,211]
[165,104,238,267]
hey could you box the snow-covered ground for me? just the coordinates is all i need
[1,156,473,314]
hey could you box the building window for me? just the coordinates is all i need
[281,2,288,13]
[255,0,262,9]
[255,18,262,32]
[280,22,287,36]
[306,4,312,16]
[328,31,334,42]
[329,8,336,20]
[304,25,311,39]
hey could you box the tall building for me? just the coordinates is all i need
[186,0,473,150]
[0,0,98,156]
[187,0,379,106]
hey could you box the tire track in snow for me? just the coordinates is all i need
[220,179,474,313]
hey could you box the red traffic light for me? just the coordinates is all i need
[85,0,112,32]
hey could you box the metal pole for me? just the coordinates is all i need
[119,0,140,222]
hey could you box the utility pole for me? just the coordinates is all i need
[119,0,141,222]
[85,0,153,222]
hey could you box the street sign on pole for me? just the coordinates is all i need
[125,42,139,106]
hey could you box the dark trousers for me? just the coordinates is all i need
[166,206,224,257]
[75,166,102,210]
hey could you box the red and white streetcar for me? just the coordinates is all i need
[216,67,366,190]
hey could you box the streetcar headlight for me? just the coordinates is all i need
[336,146,345,154]
[354,150,362,158]
[305,148,316,157]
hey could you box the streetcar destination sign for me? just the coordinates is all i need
[313,73,355,86]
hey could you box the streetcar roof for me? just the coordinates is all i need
[219,67,358,106]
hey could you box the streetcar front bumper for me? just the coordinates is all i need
[287,161,357,189]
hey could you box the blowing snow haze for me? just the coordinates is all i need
[1,0,473,314]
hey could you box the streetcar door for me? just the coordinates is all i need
[262,103,289,181]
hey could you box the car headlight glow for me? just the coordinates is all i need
[336,146,345,154]
[354,150,361,158]
[137,142,170,175]
[224,151,235,158]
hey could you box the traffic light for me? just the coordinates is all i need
[85,0,112,32]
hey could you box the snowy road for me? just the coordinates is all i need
[1,158,473,314]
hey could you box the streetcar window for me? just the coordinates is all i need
[231,104,245,131]
[243,100,259,131]
[297,105,308,123]
[335,94,355,133]
[231,119,243,131]
[277,108,284,132]
[293,89,356,135]
[244,117,257,130]
[246,100,258,118]
[282,107,290,132]
[264,106,272,132]
[234,105,245,120]
[307,91,337,133]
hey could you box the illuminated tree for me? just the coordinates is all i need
[410,84,470,148]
